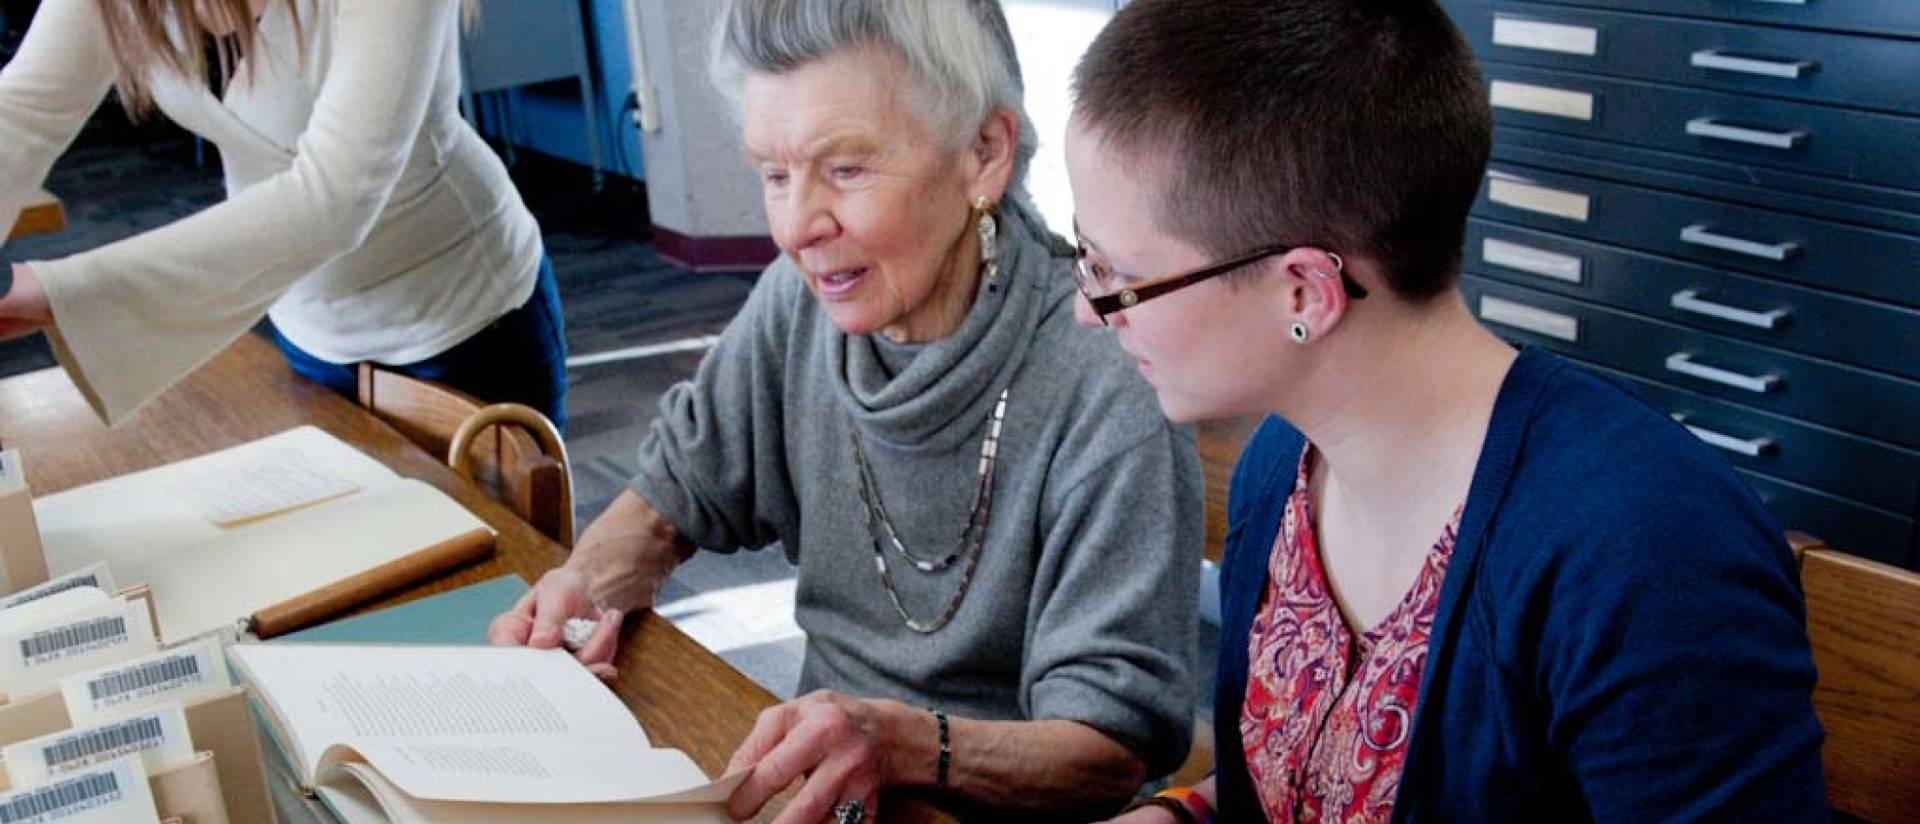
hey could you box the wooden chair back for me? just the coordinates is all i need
[356,364,574,546]
[1196,416,1263,564]
[1796,536,1920,823]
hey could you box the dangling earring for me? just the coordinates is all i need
[1289,321,1311,344]
[973,196,1001,294]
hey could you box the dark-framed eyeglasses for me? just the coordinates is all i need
[1071,232,1366,325]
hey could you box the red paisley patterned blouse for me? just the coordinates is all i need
[1239,448,1462,823]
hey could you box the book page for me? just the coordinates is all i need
[176,448,361,527]
[230,644,733,805]
[322,762,734,824]
[33,426,400,578]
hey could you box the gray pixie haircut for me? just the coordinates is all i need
[712,0,1039,197]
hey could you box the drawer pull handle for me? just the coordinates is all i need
[1680,224,1800,261]
[1672,414,1776,457]
[1665,352,1781,394]
[1690,50,1815,79]
[1478,295,1580,342]
[1671,289,1789,330]
[1685,117,1806,150]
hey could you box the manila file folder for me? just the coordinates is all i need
[23,426,496,642]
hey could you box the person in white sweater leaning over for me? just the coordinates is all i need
[0,0,565,426]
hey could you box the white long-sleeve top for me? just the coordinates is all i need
[0,0,542,424]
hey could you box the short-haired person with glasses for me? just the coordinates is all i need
[1065,1,1827,822]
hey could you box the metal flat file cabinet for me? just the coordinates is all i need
[1441,0,1920,569]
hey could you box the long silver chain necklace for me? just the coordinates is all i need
[850,388,1008,634]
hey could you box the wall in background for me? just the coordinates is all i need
[630,0,774,270]
[463,0,1128,264]
[470,0,646,182]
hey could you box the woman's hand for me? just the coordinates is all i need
[486,567,623,679]
[726,691,911,824]
[0,263,52,340]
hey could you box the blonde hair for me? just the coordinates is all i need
[95,0,476,118]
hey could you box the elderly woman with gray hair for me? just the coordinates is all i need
[488,1,1202,821]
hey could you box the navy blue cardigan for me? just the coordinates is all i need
[1213,349,1827,822]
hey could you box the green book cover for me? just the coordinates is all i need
[276,574,529,646]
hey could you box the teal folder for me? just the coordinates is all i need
[275,574,530,646]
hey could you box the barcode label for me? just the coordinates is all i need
[0,577,98,610]
[88,654,198,703]
[2,705,192,791]
[0,757,154,824]
[45,717,162,770]
[61,639,229,723]
[0,564,117,613]
[17,617,127,664]
[0,600,158,701]
[0,770,119,823]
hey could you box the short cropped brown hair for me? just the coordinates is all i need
[1072,0,1490,301]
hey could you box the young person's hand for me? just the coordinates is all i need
[0,263,52,340]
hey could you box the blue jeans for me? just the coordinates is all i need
[269,256,569,428]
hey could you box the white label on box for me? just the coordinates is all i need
[0,451,23,496]
[1479,295,1582,342]
[3,704,194,787]
[0,565,117,613]
[0,590,107,642]
[61,640,229,723]
[1487,177,1592,223]
[1490,79,1595,121]
[177,447,360,527]
[0,600,156,701]
[1482,238,1585,283]
[0,756,158,823]
[1492,16,1598,56]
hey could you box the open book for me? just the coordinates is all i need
[228,643,741,823]
[26,427,495,642]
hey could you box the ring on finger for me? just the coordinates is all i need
[831,799,866,824]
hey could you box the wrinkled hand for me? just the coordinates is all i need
[0,263,52,341]
[486,567,623,679]
[726,690,896,824]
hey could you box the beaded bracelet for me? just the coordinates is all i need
[1157,786,1214,824]
[1119,796,1199,824]
[932,710,951,787]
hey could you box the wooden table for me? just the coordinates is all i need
[0,334,955,823]
[6,190,65,242]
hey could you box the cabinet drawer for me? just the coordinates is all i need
[1580,361,1920,513]
[1461,275,1920,449]
[1444,0,1920,39]
[1474,163,1920,308]
[1736,470,1913,569]
[1452,3,1920,115]
[1482,64,1920,192]
[1465,219,1920,380]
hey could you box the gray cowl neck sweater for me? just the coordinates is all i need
[630,206,1201,775]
